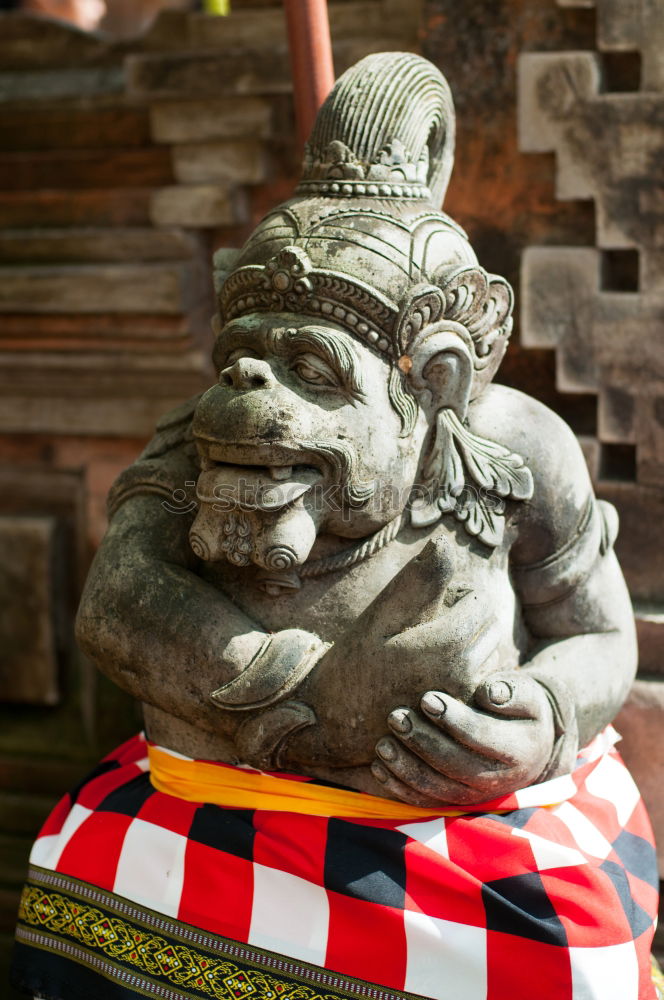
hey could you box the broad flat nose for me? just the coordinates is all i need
[219,357,275,390]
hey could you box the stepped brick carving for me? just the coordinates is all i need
[518,0,664,873]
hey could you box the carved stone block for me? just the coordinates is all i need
[0,516,59,706]
[150,97,272,144]
[150,184,246,228]
[172,140,267,186]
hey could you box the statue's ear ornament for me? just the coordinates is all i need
[410,409,534,547]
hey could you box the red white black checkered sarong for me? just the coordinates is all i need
[12,728,659,1000]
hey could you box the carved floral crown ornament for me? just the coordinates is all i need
[214,52,533,549]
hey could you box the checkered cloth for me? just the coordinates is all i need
[13,729,659,1000]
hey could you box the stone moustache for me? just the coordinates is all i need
[77,52,636,806]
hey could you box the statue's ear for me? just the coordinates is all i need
[406,322,474,421]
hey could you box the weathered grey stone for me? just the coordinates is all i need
[150,184,246,227]
[126,48,292,100]
[172,140,267,186]
[150,97,272,144]
[78,53,637,807]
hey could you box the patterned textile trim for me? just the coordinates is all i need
[14,866,420,1000]
[652,956,664,1000]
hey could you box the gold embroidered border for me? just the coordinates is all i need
[16,869,416,1000]
[19,882,333,1000]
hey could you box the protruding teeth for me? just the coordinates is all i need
[269,466,293,480]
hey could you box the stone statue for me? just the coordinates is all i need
[75,52,636,807]
[14,52,659,1000]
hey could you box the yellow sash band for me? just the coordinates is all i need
[148,744,471,820]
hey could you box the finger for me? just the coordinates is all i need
[473,673,548,720]
[420,691,535,766]
[373,744,490,806]
[370,760,444,808]
[387,708,512,774]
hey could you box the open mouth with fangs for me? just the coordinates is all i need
[195,438,324,513]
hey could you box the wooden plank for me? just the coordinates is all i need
[0,314,192,339]
[0,517,59,706]
[0,189,152,227]
[0,263,193,314]
[0,227,201,264]
[0,793,57,837]
[0,833,32,888]
[0,147,174,191]
[0,107,150,152]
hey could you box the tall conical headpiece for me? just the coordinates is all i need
[298,51,455,205]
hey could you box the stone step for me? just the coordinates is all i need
[150,95,272,144]
[0,793,57,838]
[127,34,414,100]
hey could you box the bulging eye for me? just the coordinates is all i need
[291,353,339,388]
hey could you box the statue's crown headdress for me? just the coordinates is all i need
[215,52,514,399]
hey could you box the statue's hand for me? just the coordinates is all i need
[371,672,557,806]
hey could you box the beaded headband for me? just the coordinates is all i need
[218,245,513,368]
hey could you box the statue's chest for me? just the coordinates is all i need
[199,521,522,649]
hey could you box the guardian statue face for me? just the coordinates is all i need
[190,52,530,588]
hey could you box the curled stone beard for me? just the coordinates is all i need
[218,510,255,567]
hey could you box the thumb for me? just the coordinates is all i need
[474,672,546,720]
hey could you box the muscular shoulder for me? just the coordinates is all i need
[468,384,594,566]
[107,395,201,519]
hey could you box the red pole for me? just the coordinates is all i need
[284,0,335,150]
